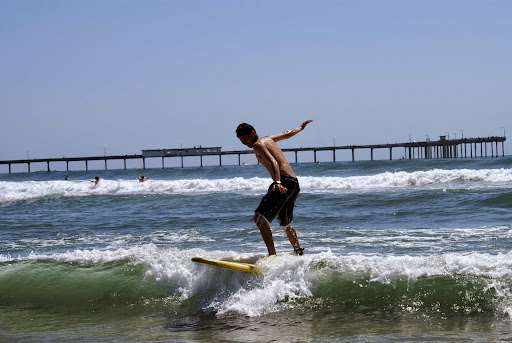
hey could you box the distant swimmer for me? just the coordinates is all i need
[236,120,313,256]
[91,176,101,185]
[138,174,149,182]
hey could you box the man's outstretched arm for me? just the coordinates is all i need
[271,120,313,142]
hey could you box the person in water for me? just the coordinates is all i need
[90,176,101,185]
[138,174,149,182]
[236,120,313,256]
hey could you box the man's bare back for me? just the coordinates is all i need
[253,136,296,179]
[238,120,312,184]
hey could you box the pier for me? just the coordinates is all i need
[0,136,506,174]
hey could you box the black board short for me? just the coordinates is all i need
[255,175,300,227]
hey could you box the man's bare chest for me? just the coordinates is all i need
[255,153,270,166]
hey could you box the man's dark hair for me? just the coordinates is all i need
[236,123,255,137]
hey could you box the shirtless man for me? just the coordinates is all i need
[236,120,313,256]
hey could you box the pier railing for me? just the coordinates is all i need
[0,136,506,174]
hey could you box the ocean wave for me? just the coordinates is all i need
[1,246,511,318]
[301,168,512,191]
[2,168,512,203]
[1,168,511,203]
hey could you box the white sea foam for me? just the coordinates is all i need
[4,246,510,317]
[2,168,511,203]
[300,168,512,191]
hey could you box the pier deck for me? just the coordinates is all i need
[0,136,506,174]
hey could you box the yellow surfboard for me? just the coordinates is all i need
[191,257,260,273]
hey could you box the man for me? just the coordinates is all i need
[236,120,313,256]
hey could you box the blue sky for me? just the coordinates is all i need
[1,0,511,163]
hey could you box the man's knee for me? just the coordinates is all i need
[280,223,294,232]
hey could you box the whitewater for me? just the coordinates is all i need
[1,167,512,203]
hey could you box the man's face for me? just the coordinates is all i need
[239,134,256,148]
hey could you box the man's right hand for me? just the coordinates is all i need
[301,120,313,130]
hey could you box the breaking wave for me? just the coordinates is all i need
[1,168,511,203]
[1,246,511,318]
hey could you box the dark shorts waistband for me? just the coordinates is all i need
[279,175,298,183]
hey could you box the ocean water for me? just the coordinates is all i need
[1,157,512,342]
